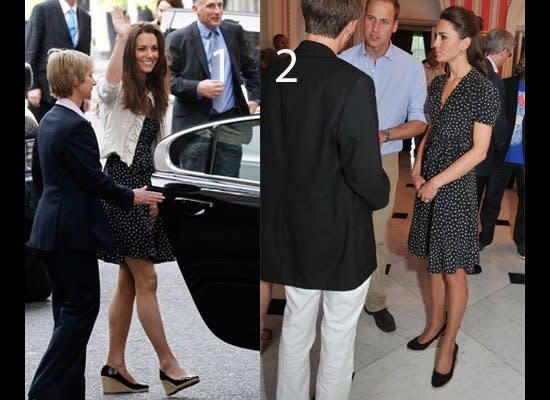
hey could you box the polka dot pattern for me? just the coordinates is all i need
[98,117,175,265]
[408,67,500,274]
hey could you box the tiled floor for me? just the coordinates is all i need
[260,151,525,400]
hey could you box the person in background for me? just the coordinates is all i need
[272,33,290,51]
[155,0,184,26]
[407,6,500,387]
[25,0,92,122]
[479,54,525,259]
[262,0,390,397]
[339,0,427,333]
[27,48,164,400]
[423,47,446,88]
[95,7,199,397]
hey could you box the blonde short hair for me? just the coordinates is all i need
[46,49,93,99]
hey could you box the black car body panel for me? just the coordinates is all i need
[152,115,260,350]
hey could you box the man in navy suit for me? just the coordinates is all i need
[27,49,165,400]
[25,0,92,121]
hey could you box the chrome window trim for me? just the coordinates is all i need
[151,171,260,199]
[154,115,260,187]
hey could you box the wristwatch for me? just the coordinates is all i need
[382,128,391,143]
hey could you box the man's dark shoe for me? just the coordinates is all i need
[364,307,396,332]
[517,243,525,259]
[467,264,482,275]
[478,234,491,251]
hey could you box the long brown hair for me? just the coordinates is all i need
[440,6,487,76]
[121,22,169,124]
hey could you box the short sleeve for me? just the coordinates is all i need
[473,77,500,126]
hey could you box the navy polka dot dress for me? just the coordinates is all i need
[98,117,175,265]
[408,67,500,274]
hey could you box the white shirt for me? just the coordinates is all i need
[59,0,79,45]
[56,98,89,121]
[487,56,498,73]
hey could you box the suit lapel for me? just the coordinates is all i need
[220,23,239,79]
[191,23,210,77]
[76,8,88,48]
[52,0,73,47]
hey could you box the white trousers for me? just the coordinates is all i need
[276,277,371,400]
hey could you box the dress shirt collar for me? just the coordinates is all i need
[59,0,78,15]
[197,20,221,38]
[56,98,89,122]
[487,56,498,73]
[360,41,396,62]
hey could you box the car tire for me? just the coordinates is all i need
[25,246,51,302]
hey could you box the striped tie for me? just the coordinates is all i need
[67,8,77,47]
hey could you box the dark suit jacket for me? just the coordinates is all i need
[260,41,390,291]
[475,58,508,176]
[502,75,526,163]
[167,20,260,133]
[28,104,133,252]
[25,0,92,110]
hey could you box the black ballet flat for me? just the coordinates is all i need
[431,343,459,388]
[407,323,447,351]
[160,369,200,396]
[100,365,149,394]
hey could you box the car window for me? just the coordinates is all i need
[169,119,260,182]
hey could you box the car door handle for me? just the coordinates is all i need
[174,196,214,216]
[174,197,214,208]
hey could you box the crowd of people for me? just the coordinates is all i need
[25,0,525,399]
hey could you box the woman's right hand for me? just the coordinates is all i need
[411,173,426,191]
[111,6,132,38]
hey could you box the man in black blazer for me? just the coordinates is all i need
[166,0,260,133]
[261,1,389,398]
[25,0,92,122]
[479,57,526,259]
[27,49,164,400]
[473,29,514,272]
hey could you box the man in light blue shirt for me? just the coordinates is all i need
[340,0,427,333]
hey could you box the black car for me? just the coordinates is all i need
[151,115,259,351]
[25,63,52,302]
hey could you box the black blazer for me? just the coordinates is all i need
[167,20,260,133]
[25,0,92,109]
[501,75,526,163]
[475,59,508,176]
[260,41,390,291]
[28,105,133,252]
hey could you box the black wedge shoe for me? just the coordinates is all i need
[159,369,200,396]
[100,365,149,394]
[407,323,447,351]
[431,343,459,388]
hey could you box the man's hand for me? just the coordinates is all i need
[378,131,385,147]
[27,88,42,108]
[248,100,259,114]
[133,186,165,205]
[198,79,225,99]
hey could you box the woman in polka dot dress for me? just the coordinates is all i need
[407,7,499,387]
[95,8,199,396]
